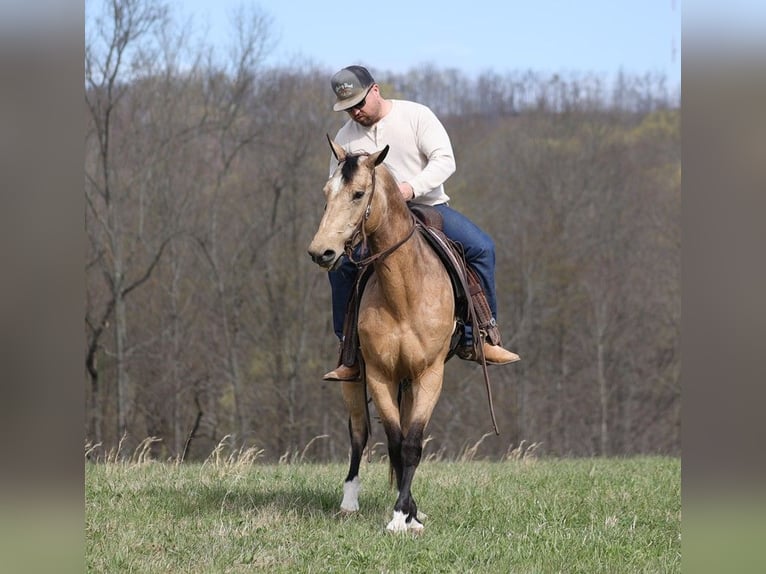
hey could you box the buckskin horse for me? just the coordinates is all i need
[308,137,456,532]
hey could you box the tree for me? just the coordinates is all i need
[84,46,680,458]
[85,0,172,444]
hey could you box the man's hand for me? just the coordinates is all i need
[398,182,414,201]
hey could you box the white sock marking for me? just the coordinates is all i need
[340,476,360,512]
[386,510,409,532]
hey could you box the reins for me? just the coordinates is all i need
[417,225,500,435]
[343,160,417,269]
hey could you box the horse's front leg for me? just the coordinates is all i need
[389,365,445,532]
[340,381,368,513]
[388,420,426,532]
[363,370,413,532]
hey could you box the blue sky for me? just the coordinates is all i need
[90,0,683,88]
[186,0,681,86]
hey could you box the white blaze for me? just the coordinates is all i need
[329,172,343,197]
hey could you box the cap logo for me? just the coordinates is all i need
[335,82,354,97]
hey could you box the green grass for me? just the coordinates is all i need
[86,456,680,573]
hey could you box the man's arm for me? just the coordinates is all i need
[405,106,456,198]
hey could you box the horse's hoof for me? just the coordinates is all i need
[386,510,409,533]
[386,511,425,533]
[408,517,424,533]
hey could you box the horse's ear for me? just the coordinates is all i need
[327,134,346,162]
[369,145,389,167]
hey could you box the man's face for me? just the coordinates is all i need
[346,85,379,127]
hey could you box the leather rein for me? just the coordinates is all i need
[343,158,417,269]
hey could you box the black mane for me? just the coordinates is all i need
[340,154,365,183]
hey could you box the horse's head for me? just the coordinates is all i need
[308,136,389,270]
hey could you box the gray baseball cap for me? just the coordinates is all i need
[330,65,375,111]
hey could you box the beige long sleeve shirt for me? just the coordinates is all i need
[330,100,455,206]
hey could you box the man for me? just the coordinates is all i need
[323,65,520,381]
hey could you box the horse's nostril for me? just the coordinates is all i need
[309,248,336,266]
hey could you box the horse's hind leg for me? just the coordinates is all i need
[340,381,368,513]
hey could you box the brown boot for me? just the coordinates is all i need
[482,343,521,364]
[322,363,361,381]
[457,342,520,365]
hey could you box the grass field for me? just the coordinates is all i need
[86,451,680,573]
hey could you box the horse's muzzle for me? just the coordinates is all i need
[308,248,339,270]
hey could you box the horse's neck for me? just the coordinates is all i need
[365,176,422,300]
[367,174,413,255]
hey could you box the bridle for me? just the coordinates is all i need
[342,155,417,269]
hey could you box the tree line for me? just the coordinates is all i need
[85,0,680,461]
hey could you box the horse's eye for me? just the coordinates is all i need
[352,191,365,201]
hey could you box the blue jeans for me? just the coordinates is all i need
[328,204,498,345]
